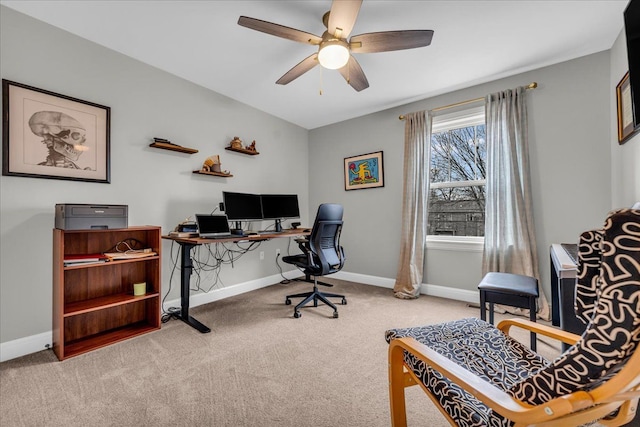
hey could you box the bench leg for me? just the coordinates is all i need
[489,302,495,324]
[480,290,486,321]
[529,296,537,351]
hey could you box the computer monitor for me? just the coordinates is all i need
[260,194,300,232]
[222,191,263,233]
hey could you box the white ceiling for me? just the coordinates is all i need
[1,0,629,129]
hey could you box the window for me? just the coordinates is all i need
[428,105,486,240]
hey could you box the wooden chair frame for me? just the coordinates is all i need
[388,318,640,427]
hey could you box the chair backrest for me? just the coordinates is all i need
[309,203,345,276]
[574,228,603,325]
[509,208,640,405]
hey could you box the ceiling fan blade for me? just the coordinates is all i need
[350,30,434,53]
[338,56,369,92]
[276,54,319,85]
[327,0,362,39]
[238,16,322,45]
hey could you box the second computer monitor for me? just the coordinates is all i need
[261,194,300,232]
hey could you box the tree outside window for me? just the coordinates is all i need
[428,108,486,237]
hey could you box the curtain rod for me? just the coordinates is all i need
[398,82,538,120]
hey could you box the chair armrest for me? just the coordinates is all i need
[497,318,581,346]
[294,238,310,254]
[388,336,593,424]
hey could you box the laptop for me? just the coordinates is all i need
[195,214,232,239]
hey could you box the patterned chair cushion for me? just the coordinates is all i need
[385,317,549,426]
[574,228,603,325]
[509,209,640,405]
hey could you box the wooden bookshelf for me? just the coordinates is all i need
[52,226,161,360]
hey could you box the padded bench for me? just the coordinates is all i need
[478,272,539,350]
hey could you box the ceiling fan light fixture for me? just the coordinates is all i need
[318,39,349,69]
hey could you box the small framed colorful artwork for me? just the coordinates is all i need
[344,151,384,191]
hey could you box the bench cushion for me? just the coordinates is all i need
[478,272,538,297]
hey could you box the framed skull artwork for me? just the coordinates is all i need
[2,80,110,183]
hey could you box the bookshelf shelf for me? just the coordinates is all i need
[64,291,160,317]
[63,255,160,270]
[63,322,158,359]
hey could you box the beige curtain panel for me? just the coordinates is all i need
[482,86,550,321]
[393,111,431,299]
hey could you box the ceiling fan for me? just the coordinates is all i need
[238,0,434,92]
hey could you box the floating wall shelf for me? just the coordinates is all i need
[193,170,233,178]
[225,146,259,156]
[150,142,198,154]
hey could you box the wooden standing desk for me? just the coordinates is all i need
[162,228,310,333]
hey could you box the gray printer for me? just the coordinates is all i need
[55,204,128,230]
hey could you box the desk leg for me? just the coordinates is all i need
[179,242,211,333]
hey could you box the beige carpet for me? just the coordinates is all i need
[0,279,561,426]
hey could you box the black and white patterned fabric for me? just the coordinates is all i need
[510,208,640,405]
[385,208,640,425]
[386,318,548,426]
[574,228,603,325]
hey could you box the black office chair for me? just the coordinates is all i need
[282,203,347,318]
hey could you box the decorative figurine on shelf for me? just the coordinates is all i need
[202,155,222,173]
[229,136,243,150]
[246,140,257,152]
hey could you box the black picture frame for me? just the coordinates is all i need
[2,79,110,183]
[344,151,384,191]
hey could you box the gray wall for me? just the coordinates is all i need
[2,5,637,354]
[309,51,614,304]
[610,29,640,206]
[0,7,309,344]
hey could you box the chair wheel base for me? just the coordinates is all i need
[285,281,346,319]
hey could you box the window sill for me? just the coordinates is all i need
[426,236,484,252]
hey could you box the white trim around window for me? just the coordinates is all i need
[426,235,484,252]
[431,105,484,133]
[430,179,486,189]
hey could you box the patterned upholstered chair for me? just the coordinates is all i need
[386,209,640,426]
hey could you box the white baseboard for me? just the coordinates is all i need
[332,271,479,303]
[0,270,478,362]
[332,271,396,288]
[161,270,299,310]
[0,331,52,363]
[423,283,479,304]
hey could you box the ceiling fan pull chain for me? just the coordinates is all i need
[319,66,323,95]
